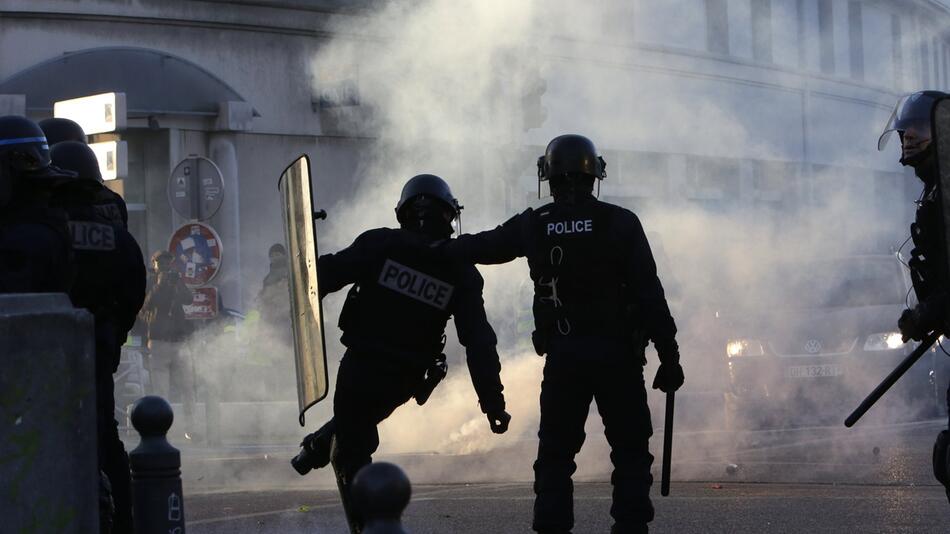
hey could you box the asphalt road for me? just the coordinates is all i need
[175,419,950,533]
[187,482,948,533]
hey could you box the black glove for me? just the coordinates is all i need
[487,410,511,434]
[652,362,684,393]
[899,305,937,342]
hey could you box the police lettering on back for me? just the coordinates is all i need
[546,219,593,236]
[69,221,116,251]
[378,258,454,310]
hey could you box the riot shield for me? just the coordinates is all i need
[278,155,329,426]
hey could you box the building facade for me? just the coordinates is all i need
[1,0,945,310]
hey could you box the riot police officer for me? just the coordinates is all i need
[0,115,73,293]
[443,135,683,534]
[293,174,511,529]
[881,91,950,503]
[40,121,128,228]
[50,140,147,533]
[38,117,88,145]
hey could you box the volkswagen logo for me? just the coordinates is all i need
[804,339,822,354]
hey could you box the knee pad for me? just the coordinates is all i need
[933,430,950,488]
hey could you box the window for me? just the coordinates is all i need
[752,0,773,63]
[771,0,799,67]
[848,1,863,80]
[618,151,669,197]
[922,38,931,87]
[892,15,903,87]
[818,0,835,74]
[752,160,798,203]
[706,0,730,54]
[686,155,740,202]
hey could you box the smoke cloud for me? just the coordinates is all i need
[154,0,942,489]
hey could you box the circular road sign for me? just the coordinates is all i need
[168,222,223,286]
[168,156,225,221]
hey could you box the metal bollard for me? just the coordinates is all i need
[353,462,412,534]
[129,396,186,534]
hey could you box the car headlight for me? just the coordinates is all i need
[863,332,905,351]
[726,339,765,358]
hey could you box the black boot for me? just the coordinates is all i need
[291,418,336,475]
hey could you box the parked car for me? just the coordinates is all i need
[721,254,946,429]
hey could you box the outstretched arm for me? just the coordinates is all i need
[444,211,531,266]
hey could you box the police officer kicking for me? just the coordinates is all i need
[49,140,147,533]
[879,91,950,503]
[443,135,683,534]
[291,174,511,531]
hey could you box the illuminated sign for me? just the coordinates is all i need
[89,140,128,181]
[53,92,127,135]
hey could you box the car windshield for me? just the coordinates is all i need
[756,258,905,309]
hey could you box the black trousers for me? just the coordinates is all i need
[97,341,132,534]
[332,349,423,482]
[532,336,654,533]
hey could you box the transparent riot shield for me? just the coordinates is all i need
[278,155,329,425]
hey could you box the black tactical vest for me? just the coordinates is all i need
[526,199,626,341]
[909,187,947,301]
[339,229,458,364]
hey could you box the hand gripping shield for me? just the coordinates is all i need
[278,155,329,425]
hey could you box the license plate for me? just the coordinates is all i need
[786,364,842,378]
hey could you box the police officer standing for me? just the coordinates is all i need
[40,117,128,228]
[443,135,683,534]
[0,115,73,293]
[880,91,950,503]
[293,174,511,529]
[49,140,147,533]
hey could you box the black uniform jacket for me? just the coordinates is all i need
[443,195,678,357]
[0,197,73,294]
[318,227,505,414]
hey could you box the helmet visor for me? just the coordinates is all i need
[878,93,940,151]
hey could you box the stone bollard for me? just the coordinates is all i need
[129,395,186,534]
[0,293,98,533]
[353,462,412,534]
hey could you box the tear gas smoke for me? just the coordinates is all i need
[160,0,940,488]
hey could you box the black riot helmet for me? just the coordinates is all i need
[0,115,54,176]
[50,141,103,183]
[39,117,88,146]
[0,116,76,207]
[878,91,950,167]
[537,134,606,202]
[395,174,462,227]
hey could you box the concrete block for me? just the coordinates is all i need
[0,293,98,533]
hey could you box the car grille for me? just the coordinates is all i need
[768,336,858,357]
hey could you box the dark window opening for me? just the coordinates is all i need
[752,0,773,63]
[818,0,835,74]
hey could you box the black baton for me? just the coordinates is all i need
[661,391,674,496]
[845,332,939,428]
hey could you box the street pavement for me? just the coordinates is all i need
[174,418,950,533]
[188,481,947,533]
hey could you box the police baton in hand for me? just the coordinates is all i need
[661,391,674,496]
[845,331,939,427]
